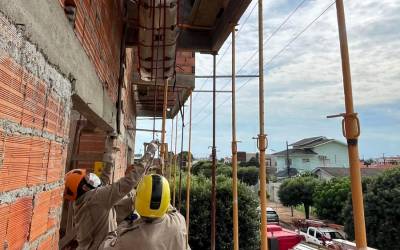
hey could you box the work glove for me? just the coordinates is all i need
[145,140,158,155]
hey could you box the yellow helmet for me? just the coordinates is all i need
[135,174,170,218]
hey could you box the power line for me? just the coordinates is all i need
[192,0,308,122]
[192,0,337,126]
[192,2,258,103]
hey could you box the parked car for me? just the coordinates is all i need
[267,207,280,224]
[298,227,344,247]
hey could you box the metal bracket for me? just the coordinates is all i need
[327,112,360,139]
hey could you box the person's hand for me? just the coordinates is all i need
[146,141,158,155]
[103,152,115,163]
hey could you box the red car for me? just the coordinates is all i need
[267,225,305,250]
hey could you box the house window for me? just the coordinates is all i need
[302,158,310,163]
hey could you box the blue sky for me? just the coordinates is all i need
[136,0,400,159]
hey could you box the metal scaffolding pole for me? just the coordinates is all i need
[160,79,169,175]
[211,53,217,250]
[231,26,239,250]
[258,0,268,249]
[172,115,179,207]
[169,117,174,182]
[185,92,193,249]
[335,1,367,248]
[178,105,185,212]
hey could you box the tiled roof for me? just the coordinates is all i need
[290,136,325,147]
[313,167,390,178]
[272,148,317,156]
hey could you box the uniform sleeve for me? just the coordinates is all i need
[93,163,145,209]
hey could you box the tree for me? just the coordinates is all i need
[179,175,259,250]
[192,162,261,186]
[342,168,400,249]
[246,157,259,167]
[278,177,320,219]
[313,178,350,224]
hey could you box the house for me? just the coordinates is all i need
[272,136,349,172]
[313,167,390,181]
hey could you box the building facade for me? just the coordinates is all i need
[273,136,349,172]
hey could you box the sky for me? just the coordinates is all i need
[135,0,400,159]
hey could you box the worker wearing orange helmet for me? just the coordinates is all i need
[63,141,158,250]
[99,174,190,250]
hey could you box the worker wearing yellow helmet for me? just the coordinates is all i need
[100,174,190,250]
[63,141,158,250]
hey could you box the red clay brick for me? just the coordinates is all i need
[30,191,51,241]
[6,197,33,250]
[0,204,9,250]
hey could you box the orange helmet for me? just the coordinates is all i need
[64,169,87,201]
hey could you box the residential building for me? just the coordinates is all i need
[273,136,349,172]
[237,151,277,167]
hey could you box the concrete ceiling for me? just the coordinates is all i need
[124,0,251,118]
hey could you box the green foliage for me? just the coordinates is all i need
[192,161,260,186]
[179,174,259,250]
[313,178,350,224]
[237,166,259,186]
[278,176,320,219]
[342,168,400,249]
[246,157,259,167]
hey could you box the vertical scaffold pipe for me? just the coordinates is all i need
[160,79,169,175]
[185,92,193,249]
[169,117,174,182]
[231,26,239,250]
[335,1,367,249]
[211,53,217,250]
[178,106,185,212]
[258,1,268,250]
[173,115,179,207]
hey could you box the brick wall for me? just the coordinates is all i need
[60,0,124,103]
[176,51,195,74]
[0,12,71,250]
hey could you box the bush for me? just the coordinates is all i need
[313,178,350,224]
[179,174,259,250]
[342,168,400,249]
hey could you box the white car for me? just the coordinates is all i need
[298,226,344,246]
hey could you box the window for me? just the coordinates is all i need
[309,228,315,237]
[302,158,310,163]
[316,232,322,239]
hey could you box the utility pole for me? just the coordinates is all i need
[210,53,217,250]
[286,141,290,177]
[231,26,239,250]
[257,0,268,249]
[335,1,368,248]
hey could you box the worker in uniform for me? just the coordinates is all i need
[100,174,190,250]
[63,142,157,250]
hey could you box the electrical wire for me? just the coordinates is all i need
[192,2,258,102]
[192,0,337,126]
[192,0,308,122]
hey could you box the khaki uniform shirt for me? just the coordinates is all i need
[73,165,144,250]
[100,209,190,250]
